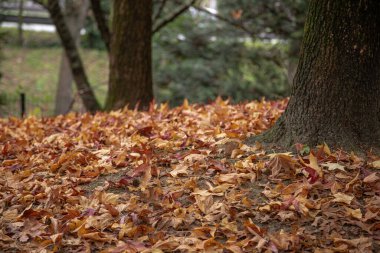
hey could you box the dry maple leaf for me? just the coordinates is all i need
[267,153,297,179]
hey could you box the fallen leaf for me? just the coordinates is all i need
[363,173,379,183]
[369,160,380,169]
[333,193,354,205]
[322,162,345,172]
[345,207,362,219]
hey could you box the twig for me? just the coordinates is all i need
[191,5,255,38]
[153,0,167,25]
[152,0,196,35]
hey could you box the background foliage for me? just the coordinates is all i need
[0,0,307,116]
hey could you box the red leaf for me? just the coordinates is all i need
[304,166,319,183]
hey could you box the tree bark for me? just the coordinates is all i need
[90,0,110,52]
[105,0,153,111]
[46,0,100,113]
[251,0,380,151]
[55,0,89,115]
[17,0,24,46]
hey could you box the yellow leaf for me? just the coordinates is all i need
[169,164,188,177]
[183,98,189,109]
[216,173,251,184]
[208,183,233,193]
[317,143,331,156]
[308,153,323,177]
[184,154,206,163]
[81,232,113,242]
[258,205,271,212]
[370,160,380,169]
[195,195,213,214]
[191,189,215,196]
[333,193,354,205]
[345,207,362,219]
[322,162,345,172]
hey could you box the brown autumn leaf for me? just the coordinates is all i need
[333,237,372,252]
[1,98,377,252]
[267,153,297,179]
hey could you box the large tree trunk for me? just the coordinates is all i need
[105,0,153,111]
[253,0,380,151]
[46,0,100,113]
[55,0,89,115]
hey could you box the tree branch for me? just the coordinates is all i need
[153,0,167,25]
[90,0,110,52]
[191,5,255,37]
[32,0,45,7]
[152,0,196,35]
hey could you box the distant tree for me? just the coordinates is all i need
[55,0,89,115]
[17,0,24,46]
[35,0,100,112]
[0,1,4,108]
[36,0,193,112]
[253,0,380,151]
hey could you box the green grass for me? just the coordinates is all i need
[0,46,108,117]
[1,27,62,48]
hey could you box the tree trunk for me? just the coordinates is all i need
[285,39,301,87]
[253,0,380,151]
[105,0,153,111]
[17,0,24,46]
[46,0,100,113]
[90,0,110,52]
[55,0,89,115]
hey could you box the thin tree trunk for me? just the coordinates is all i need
[17,0,24,46]
[285,39,301,87]
[90,0,110,52]
[105,0,153,110]
[46,0,100,113]
[55,0,89,115]
[252,0,380,151]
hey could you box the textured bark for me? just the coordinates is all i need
[46,0,100,113]
[251,0,380,151]
[105,0,153,111]
[55,0,89,115]
[90,0,110,52]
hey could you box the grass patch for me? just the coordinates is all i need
[0,46,108,117]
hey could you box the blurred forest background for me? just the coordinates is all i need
[0,0,307,117]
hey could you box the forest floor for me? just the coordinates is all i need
[0,98,379,252]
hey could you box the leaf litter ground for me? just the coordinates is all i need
[0,98,379,252]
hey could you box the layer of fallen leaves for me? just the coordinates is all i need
[0,98,379,252]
